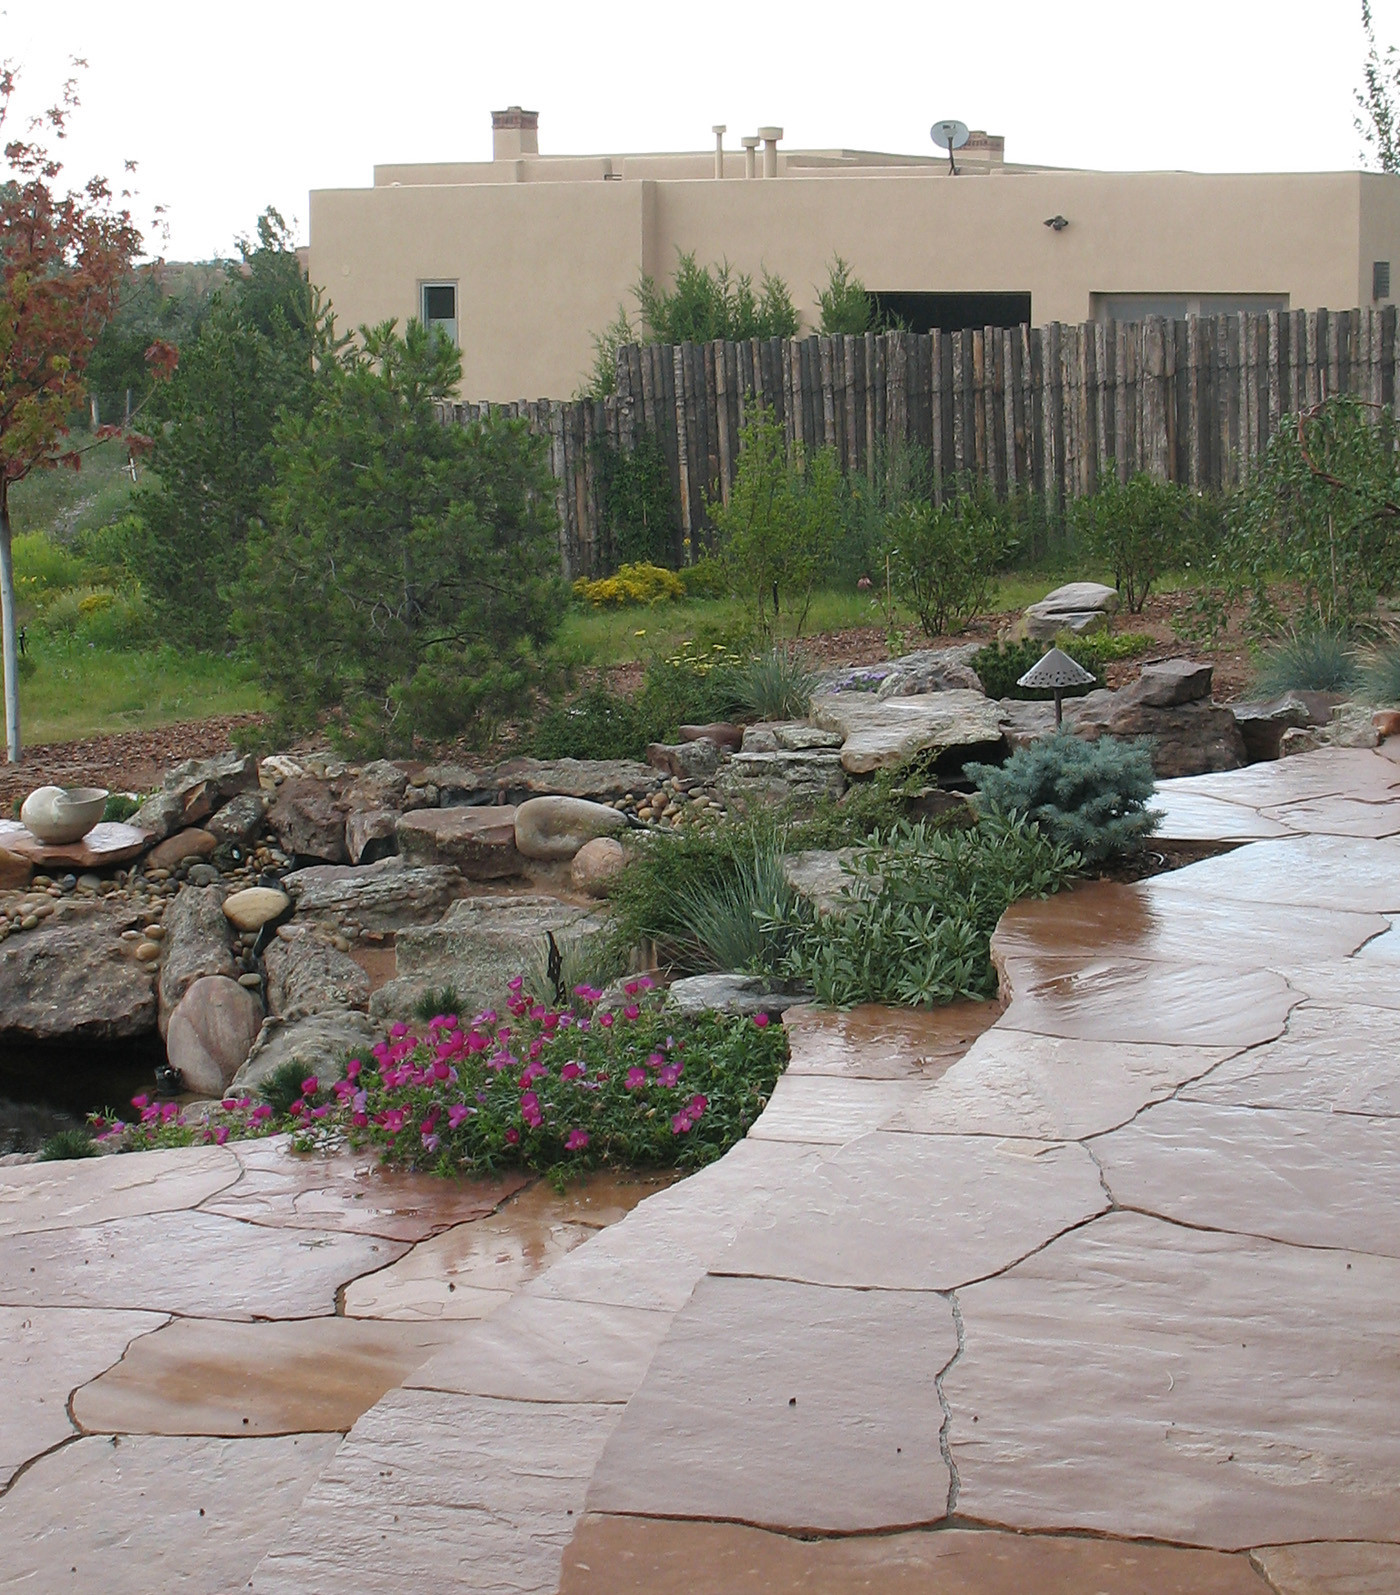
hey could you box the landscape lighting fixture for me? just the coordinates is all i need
[1016,645,1096,726]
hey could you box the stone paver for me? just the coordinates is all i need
[341,1172,672,1320]
[780,999,1001,1078]
[1252,1542,1400,1594]
[72,1316,464,1436]
[0,1432,341,1594]
[586,1273,955,1532]
[720,1131,1107,1289]
[887,1029,1239,1139]
[0,1306,165,1486]
[558,1517,1274,1594]
[947,1211,1400,1549]
[998,957,1297,1046]
[248,1391,622,1595]
[0,1144,239,1237]
[1094,1097,1400,1254]
[0,1210,402,1317]
[201,1134,531,1241]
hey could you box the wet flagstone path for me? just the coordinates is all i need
[2,743,1399,1592]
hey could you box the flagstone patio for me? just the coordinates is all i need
[2,743,1398,1594]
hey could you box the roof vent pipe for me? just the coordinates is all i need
[712,125,726,179]
[757,125,783,178]
[742,135,760,179]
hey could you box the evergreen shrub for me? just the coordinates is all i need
[967,732,1160,870]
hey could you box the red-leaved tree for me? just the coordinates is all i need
[0,63,152,762]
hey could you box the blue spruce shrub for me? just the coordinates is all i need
[967,732,1161,870]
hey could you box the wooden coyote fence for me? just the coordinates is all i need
[444,307,1400,578]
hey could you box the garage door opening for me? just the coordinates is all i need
[870,291,1032,334]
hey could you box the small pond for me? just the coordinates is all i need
[0,1034,164,1153]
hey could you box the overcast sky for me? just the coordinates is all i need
[5,0,1400,261]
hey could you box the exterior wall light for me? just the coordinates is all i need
[1044,215,1070,231]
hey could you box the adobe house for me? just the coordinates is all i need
[308,108,1400,401]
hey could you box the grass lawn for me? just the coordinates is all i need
[19,645,264,745]
[7,432,140,542]
[557,571,1151,667]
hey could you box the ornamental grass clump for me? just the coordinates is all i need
[967,732,1160,870]
[768,813,1079,1008]
[1252,627,1361,697]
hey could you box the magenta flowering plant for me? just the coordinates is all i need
[343,976,788,1176]
[87,975,789,1179]
[90,1093,285,1153]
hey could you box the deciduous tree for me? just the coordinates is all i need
[0,64,146,760]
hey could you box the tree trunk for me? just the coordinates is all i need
[0,481,20,763]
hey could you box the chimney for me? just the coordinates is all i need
[492,106,539,161]
[712,124,726,179]
[741,135,759,179]
[757,126,783,178]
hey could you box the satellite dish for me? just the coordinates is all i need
[931,118,970,176]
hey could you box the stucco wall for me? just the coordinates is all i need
[308,167,1388,401]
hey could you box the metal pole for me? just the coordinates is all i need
[0,484,21,762]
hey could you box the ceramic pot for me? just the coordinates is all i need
[19,785,110,845]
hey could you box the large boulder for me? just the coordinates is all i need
[665,973,802,1019]
[874,646,985,698]
[1068,691,1247,779]
[810,690,1005,775]
[646,741,722,780]
[266,778,347,863]
[282,858,467,934]
[679,723,743,752]
[1125,658,1214,708]
[719,750,847,805]
[425,757,657,807]
[158,885,239,1036]
[371,894,607,1020]
[205,791,269,847]
[782,849,873,915]
[1232,694,1318,762]
[345,759,409,812]
[396,806,523,878]
[263,932,370,1020]
[166,975,263,1096]
[0,847,32,891]
[514,796,627,862]
[132,790,185,844]
[0,905,155,1043]
[345,807,399,866]
[1023,581,1120,640]
[160,753,260,829]
[145,828,217,871]
[232,1010,379,1094]
[741,723,844,753]
[487,758,657,804]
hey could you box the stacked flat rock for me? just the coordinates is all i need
[1023,581,1120,640]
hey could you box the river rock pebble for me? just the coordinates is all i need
[570,836,626,897]
[222,887,292,933]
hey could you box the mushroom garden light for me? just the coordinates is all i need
[1017,646,1097,726]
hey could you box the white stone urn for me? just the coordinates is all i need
[19,785,110,845]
